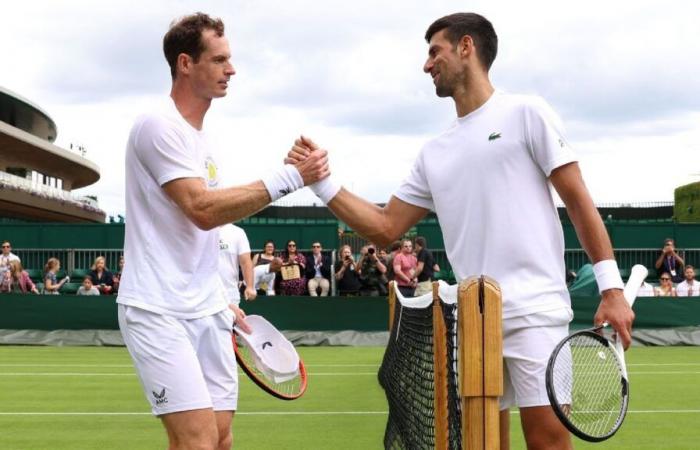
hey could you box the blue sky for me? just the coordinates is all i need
[2,0,698,218]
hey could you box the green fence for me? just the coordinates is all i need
[2,219,700,250]
[0,294,698,332]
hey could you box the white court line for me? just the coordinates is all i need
[1,370,698,377]
[0,372,380,376]
[0,363,380,368]
[0,410,699,416]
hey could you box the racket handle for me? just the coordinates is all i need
[622,264,648,308]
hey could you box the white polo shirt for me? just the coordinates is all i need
[218,224,252,305]
[117,99,227,319]
[395,91,577,319]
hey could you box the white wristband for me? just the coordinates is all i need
[593,259,624,293]
[310,176,342,204]
[262,165,304,202]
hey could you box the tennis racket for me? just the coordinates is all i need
[233,314,307,400]
[545,264,648,442]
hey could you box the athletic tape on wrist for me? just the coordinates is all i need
[311,176,341,204]
[593,259,624,293]
[262,165,304,202]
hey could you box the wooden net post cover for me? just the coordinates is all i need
[458,276,503,450]
[432,281,449,450]
[387,280,396,332]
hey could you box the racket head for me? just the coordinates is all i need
[233,331,307,400]
[546,328,629,442]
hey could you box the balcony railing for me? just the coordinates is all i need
[0,170,102,211]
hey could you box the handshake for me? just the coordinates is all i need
[284,136,341,204]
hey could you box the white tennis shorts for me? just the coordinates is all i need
[499,307,572,410]
[118,304,238,416]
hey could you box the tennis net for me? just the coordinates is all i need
[378,282,461,449]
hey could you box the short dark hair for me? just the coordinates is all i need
[415,236,427,248]
[425,13,498,71]
[163,12,225,80]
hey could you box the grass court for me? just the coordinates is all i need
[0,345,697,449]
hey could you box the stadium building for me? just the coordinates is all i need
[0,86,104,223]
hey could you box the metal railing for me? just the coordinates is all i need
[12,249,123,274]
[12,247,699,288]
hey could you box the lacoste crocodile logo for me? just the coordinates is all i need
[488,132,501,141]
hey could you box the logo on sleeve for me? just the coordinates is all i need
[488,132,502,141]
[205,156,219,188]
[558,138,565,148]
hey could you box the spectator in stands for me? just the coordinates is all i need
[77,276,100,296]
[357,244,388,296]
[393,239,418,297]
[1,260,39,294]
[43,257,70,295]
[254,257,283,296]
[414,236,440,296]
[112,255,125,294]
[655,238,685,283]
[252,240,276,266]
[279,240,306,295]
[384,240,402,283]
[638,280,656,297]
[89,256,115,295]
[655,272,677,297]
[0,240,20,276]
[306,241,331,297]
[253,240,277,295]
[335,244,361,296]
[676,265,698,297]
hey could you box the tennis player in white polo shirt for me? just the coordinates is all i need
[116,13,328,450]
[287,12,635,450]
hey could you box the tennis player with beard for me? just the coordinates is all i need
[287,12,634,450]
[116,13,328,450]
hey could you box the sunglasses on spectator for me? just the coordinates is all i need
[312,245,321,248]
[661,277,671,281]
[288,244,296,247]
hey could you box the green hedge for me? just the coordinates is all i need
[675,182,700,223]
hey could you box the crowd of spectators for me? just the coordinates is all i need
[4,235,697,298]
[239,237,439,298]
[649,238,697,297]
[0,242,123,296]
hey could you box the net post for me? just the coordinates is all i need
[432,281,449,450]
[387,281,396,332]
[458,276,502,449]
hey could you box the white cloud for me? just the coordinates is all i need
[2,0,699,220]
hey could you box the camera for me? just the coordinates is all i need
[368,247,375,255]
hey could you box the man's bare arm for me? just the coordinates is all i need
[239,252,256,301]
[163,149,329,230]
[325,192,429,248]
[550,162,635,348]
[163,178,271,230]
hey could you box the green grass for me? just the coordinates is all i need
[0,345,698,449]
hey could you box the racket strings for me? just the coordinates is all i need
[551,334,627,438]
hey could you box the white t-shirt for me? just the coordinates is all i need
[637,282,656,297]
[676,280,698,297]
[254,264,276,296]
[395,91,577,319]
[218,224,251,304]
[117,99,227,319]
